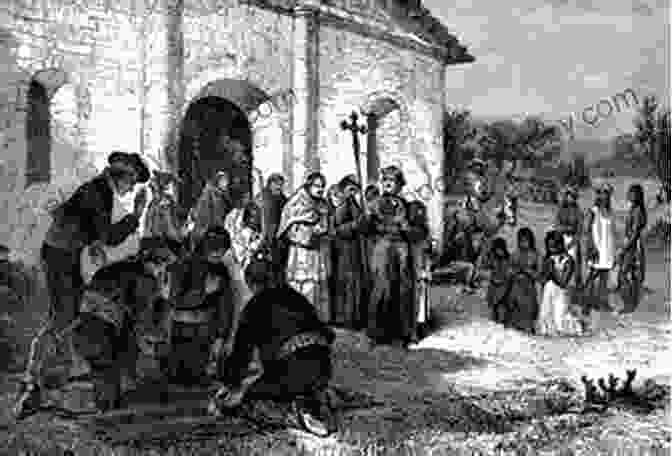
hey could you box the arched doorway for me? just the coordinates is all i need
[363,97,401,184]
[178,96,253,211]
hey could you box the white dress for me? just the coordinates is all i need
[590,207,616,270]
[536,254,584,336]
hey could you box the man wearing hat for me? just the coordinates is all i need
[365,165,416,347]
[330,173,368,329]
[14,151,150,419]
[553,184,584,287]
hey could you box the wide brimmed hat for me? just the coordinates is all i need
[138,236,180,263]
[108,152,150,184]
[380,165,406,187]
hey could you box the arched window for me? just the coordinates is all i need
[25,80,51,186]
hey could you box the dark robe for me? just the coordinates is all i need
[484,252,512,324]
[255,189,288,282]
[71,258,165,410]
[508,249,540,332]
[221,284,334,402]
[366,194,414,345]
[619,205,647,313]
[329,196,366,329]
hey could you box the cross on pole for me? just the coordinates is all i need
[340,111,367,202]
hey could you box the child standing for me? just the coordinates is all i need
[508,227,540,333]
[536,230,584,336]
[484,237,512,325]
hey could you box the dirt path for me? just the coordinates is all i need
[0,206,668,454]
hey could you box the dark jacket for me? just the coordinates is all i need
[44,174,140,252]
[223,284,335,387]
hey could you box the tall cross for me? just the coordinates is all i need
[340,111,367,194]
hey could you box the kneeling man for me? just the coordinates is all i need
[208,249,336,437]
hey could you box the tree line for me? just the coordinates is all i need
[442,94,670,202]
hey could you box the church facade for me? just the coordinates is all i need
[0,0,472,263]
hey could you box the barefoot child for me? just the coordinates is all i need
[484,237,512,325]
[536,230,584,336]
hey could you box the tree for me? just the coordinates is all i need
[479,116,559,170]
[442,108,477,181]
[633,95,671,202]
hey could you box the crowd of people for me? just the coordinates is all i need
[10,149,648,437]
[442,158,649,338]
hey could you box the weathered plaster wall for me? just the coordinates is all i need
[317,25,444,191]
[317,25,445,236]
[0,0,293,266]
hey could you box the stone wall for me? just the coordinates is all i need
[317,25,445,237]
[318,25,444,190]
[0,0,449,264]
[0,0,293,266]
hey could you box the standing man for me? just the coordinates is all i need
[254,173,288,284]
[14,151,150,419]
[329,174,368,329]
[366,166,415,348]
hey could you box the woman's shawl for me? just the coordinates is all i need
[276,188,328,241]
[224,208,263,270]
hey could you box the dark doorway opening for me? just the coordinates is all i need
[25,80,52,187]
[178,96,253,211]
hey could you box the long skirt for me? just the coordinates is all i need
[366,237,414,345]
[536,281,584,336]
[507,274,539,333]
[618,243,646,314]
[487,281,510,324]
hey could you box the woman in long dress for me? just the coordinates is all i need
[508,227,540,333]
[224,199,264,272]
[327,177,367,329]
[618,184,647,313]
[276,172,332,321]
[537,230,584,336]
[584,183,617,312]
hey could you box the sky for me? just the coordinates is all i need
[422,0,670,140]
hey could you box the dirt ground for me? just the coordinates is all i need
[0,199,669,455]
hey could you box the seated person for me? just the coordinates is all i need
[168,226,235,385]
[208,249,336,437]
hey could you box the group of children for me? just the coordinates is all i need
[484,227,586,336]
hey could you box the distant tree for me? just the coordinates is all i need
[442,108,477,181]
[479,116,560,171]
[633,95,671,202]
